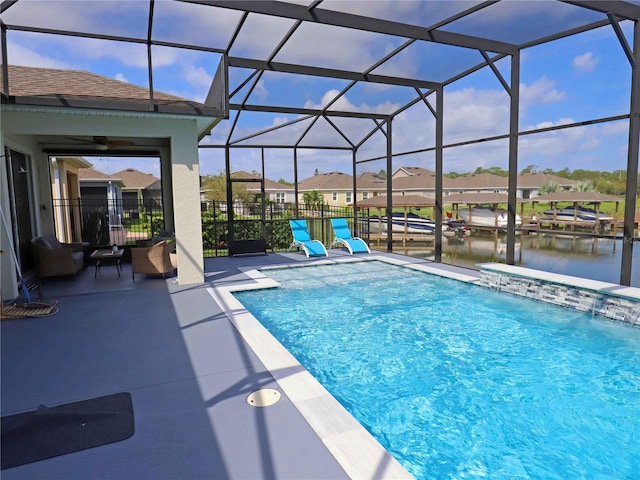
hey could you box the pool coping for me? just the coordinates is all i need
[205,256,481,479]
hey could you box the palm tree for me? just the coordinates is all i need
[571,181,595,192]
[539,181,562,195]
[302,190,324,210]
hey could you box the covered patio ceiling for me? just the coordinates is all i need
[1,0,639,285]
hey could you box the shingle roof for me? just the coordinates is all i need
[517,172,578,188]
[443,193,527,204]
[2,65,222,117]
[445,173,508,190]
[112,168,160,189]
[78,167,115,181]
[299,171,387,191]
[299,172,353,190]
[532,192,623,203]
[357,195,436,207]
[3,65,183,101]
[393,172,436,190]
[392,166,436,178]
[78,167,125,187]
[231,171,294,191]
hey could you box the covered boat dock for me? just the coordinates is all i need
[357,195,437,249]
[531,192,624,233]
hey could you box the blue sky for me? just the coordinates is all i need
[4,1,636,181]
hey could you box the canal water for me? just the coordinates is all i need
[394,232,640,288]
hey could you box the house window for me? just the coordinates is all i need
[345,192,352,203]
[332,192,338,201]
[362,192,369,199]
[275,192,285,203]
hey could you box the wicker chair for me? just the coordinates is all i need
[131,239,175,280]
[31,235,85,277]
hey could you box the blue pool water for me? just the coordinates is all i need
[234,261,640,479]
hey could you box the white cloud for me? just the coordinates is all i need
[268,20,384,73]
[303,90,401,116]
[602,121,629,136]
[524,117,575,131]
[183,65,212,90]
[252,80,269,102]
[2,1,121,32]
[155,1,243,47]
[520,77,565,108]
[443,88,510,141]
[7,41,70,69]
[573,52,599,72]
[114,73,128,83]
[304,90,356,111]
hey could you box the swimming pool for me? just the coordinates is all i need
[233,260,640,479]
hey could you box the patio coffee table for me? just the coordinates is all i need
[90,249,124,278]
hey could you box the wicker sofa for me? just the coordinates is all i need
[131,239,175,280]
[31,235,85,277]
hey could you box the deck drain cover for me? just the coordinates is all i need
[247,389,281,407]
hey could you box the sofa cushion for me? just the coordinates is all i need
[33,235,63,250]
[150,232,174,245]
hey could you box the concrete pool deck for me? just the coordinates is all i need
[3,250,636,479]
[3,250,471,479]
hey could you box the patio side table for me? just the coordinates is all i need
[90,249,124,278]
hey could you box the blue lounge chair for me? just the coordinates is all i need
[289,219,328,257]
[330,218,370,254]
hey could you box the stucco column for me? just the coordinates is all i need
[171,127,204,285]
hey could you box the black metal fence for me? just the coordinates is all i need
[200,201,370,257]
[52,198,369,257]
[52,198,166,248]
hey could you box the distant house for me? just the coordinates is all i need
[199,171,296,214]
[391,167,436,197]
[389,168,579,200]
[516,172,578,199]
[390,168,507,199]
[392,166,435,180]
[298,171,387,206]
[111,168,162,209]
[444,173,508,197]
[78,167,125,244]
[230,171,296,205]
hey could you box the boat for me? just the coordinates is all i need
[542,206,613,223]
[455,207,522,227]
[368,212,467,236]
[369,212,434,234]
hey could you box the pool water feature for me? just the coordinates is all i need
[233,260,640,479]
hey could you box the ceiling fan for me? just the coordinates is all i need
[64,136,136,150]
